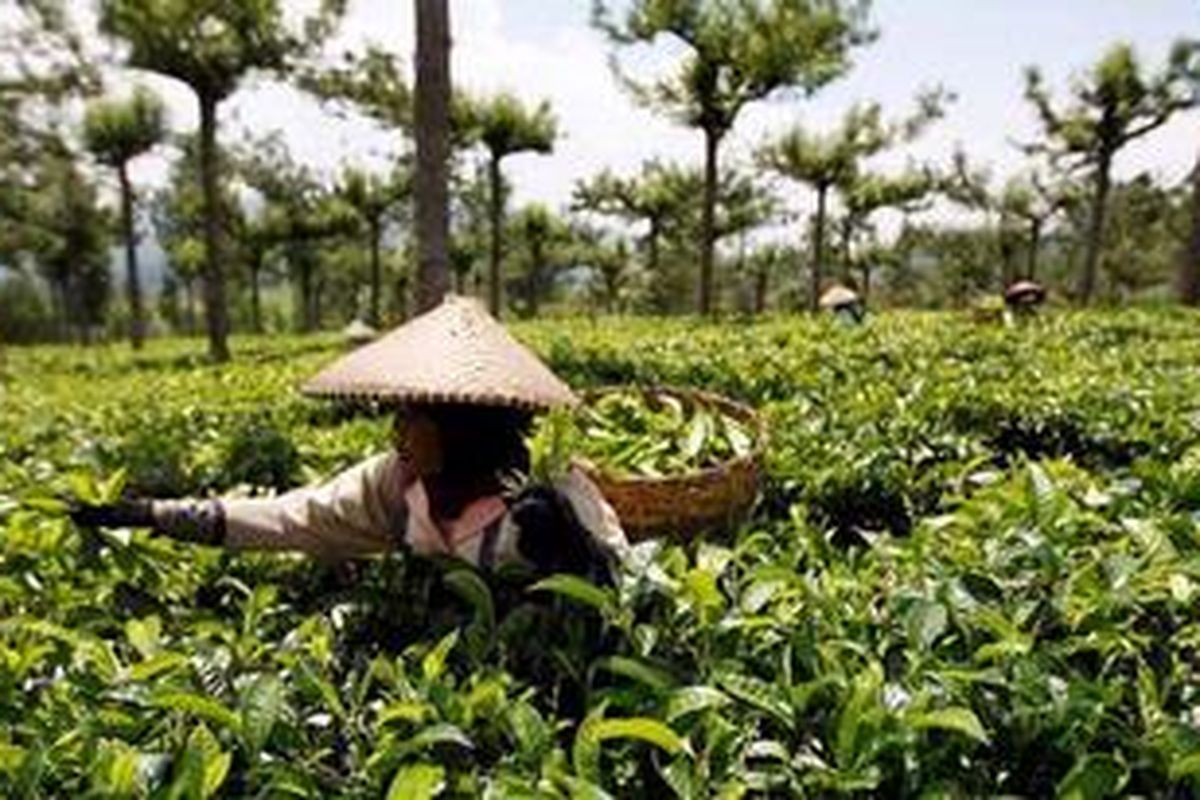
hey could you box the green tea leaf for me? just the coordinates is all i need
[907,707,989,744]
[240,674,286,756]
[666,686,732,722]
[529,574,616,615]
[386,762,445,800]
[150,691,240,732]
[1056,753,1128,800]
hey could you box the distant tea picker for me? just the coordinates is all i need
[69,297,627,582]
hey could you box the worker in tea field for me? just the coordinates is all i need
[1004,280,1047,316]
[70,297,626,582]
[819,284,866,325]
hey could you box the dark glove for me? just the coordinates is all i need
[509,486,615,585]
[67,498,155,529]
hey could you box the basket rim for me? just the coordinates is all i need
[574,384,766,488]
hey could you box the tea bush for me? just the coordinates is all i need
[2,311,1200,797]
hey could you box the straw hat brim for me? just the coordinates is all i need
[819,285,862,309]
[1004,281,1047,303]
[303,295,577,411]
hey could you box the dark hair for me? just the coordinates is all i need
[407,403,532,479]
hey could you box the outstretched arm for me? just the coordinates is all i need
[71,452,412,562]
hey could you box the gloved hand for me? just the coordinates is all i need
[508,485,616,585]
[67,498,155,529]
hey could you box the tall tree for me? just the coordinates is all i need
[82,87,166,349]
[153,136,237,336]
[237,137,352,332]
[336,165,411,326]
[462,92,557,316]
[998,172,1076,282]
[25,156,113,342]
[572,160,689,278]
[1023,40,1199,304]
[1183,154,1200,306]
[743,244,792,314]
[414,0,452,312]
[1101,173,1187,300]
[759,91,947,309]
[508,203,572,317]
[575,230,633,314]
[837,167,936,298]
[595,0,873,315]
[99,0,344,360]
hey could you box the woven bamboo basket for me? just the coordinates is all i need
[576,386,765,542]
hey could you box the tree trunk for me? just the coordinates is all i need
[313,275,324,330]
[754,267,768,314]
[249,262,263,334]
[487,154,503,316]
[397,274,410,320]
[1028,217,1042,282]
[197,93,230,361]
[860,261,871,302]
[414,0,451,314]
[810,184,828,312]
[839,218,853,285]
[647,216,661,274]
[1180,153,1200,306]
[295,255,314,333]
[369,218,382,325]
[117,163,145,350]
[999,231,1017,288]
[184,278,196,335]
[1079,153,1112,305]
[699,127,719,315]
[528,238,543,318]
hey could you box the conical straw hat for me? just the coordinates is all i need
[303,295,578,410]
[342,318,379,344]
[819,285,861,310]
[1004,280,1046,304]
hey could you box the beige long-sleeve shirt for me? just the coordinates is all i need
[156,451,627,567]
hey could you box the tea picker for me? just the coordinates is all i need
[819,284,866,325]
[1003,280,1047,317]
[69,296,627,582]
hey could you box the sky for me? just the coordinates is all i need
[117,0,1198,238]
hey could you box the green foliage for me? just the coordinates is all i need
[82,87,166,169]
[4,311,1200,795]
[568,389,755,478]
[595,0,874,138]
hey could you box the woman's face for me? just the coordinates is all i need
[398,409,444,477]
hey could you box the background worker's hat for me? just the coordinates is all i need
[819,284,862,310]
[304,295,578,411]
[341,318,379,345]
[1004,280,1047,306]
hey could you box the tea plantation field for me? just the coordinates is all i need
[3,310,1200,797]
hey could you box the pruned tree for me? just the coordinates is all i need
[1023,40,1200,304]
[460,91,557,316]
[99,0,345,360]
[743,243,793,314]
[837,167,936,298]
[82,86,166,349]
[25,156,113,342]
[595,0,874,315]
[508,203,572,317]
[998,171,1077,282]
[572,160,691,277]
[759,90,949,309]
[1183,153,1200,306]
[336,164,411,326]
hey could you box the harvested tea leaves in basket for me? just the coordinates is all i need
[574,390,754,479]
